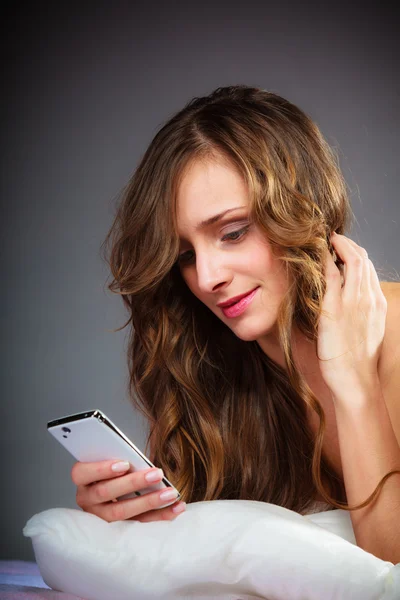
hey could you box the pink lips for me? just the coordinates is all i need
[220,287,259,318]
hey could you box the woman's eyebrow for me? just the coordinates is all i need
[195,206,247,231]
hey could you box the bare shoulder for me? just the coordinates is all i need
[379,281,400,445]
[379,281,400,385]
[380,280,400,340]
[380,280,400,299]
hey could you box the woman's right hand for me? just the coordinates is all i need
[71,460,186,523]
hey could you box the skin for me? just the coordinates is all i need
[71,460,186,523]
[175,154,319,375]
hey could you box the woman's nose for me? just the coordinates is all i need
[196,252,231,293]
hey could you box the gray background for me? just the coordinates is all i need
[2,2,398,560]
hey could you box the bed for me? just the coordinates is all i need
[0,560,84,599]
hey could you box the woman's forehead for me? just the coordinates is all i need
[175,159,250,235]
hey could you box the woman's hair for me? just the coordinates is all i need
[102,85,398,514]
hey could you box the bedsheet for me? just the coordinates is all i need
[0,560,84,599]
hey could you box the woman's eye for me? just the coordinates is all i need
[221,226,249,242]
[177,225,250,267]
[178,249,195,265]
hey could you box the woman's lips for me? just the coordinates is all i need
[220,287,259,318]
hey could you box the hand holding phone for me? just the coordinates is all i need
[47,409,186,523]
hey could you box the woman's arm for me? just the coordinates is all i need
[333,376,400,563]
[317,234,400,563]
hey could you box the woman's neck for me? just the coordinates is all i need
[257,326,322,380]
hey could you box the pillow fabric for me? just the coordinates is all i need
[23,500,400,600]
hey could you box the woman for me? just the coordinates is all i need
[71,85,400,563]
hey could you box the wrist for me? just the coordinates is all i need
[330,371,383,410]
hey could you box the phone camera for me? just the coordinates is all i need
[62,426,71,438]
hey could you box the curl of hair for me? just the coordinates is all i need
[102,84,399,514]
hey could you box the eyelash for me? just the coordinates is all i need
[178,225,250,265]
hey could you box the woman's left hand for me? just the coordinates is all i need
[317,232,387,401]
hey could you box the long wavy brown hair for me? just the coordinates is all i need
[102,85,398,515]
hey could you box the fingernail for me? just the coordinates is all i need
[145,468,164,482]
[159,488,179,501]
[111,461,130,472]
[172,502,186,514]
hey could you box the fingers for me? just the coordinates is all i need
[338,234,371,298]
[72,460,185,523]
[343,236,384,298]
[74,461,164,506]
[71,459,131,487]
[329,233,370,302]
[131,500,187,523]
[77,467,164,508]
[88,487,181,523]
[327,234,387,324]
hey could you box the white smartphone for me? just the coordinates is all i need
[47,409,181,508]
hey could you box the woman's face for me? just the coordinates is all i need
[175,156,290,344]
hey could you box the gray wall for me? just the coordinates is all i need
[2,2,398,560]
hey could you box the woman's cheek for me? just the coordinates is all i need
[237,244,274,276]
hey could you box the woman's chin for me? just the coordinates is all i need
[230,326,266,342]
[227,316,275,342]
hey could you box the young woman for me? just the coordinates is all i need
[71,85,400,563]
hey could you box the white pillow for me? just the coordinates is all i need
[23,500,400,600]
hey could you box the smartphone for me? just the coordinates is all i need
[47,409,181,508]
